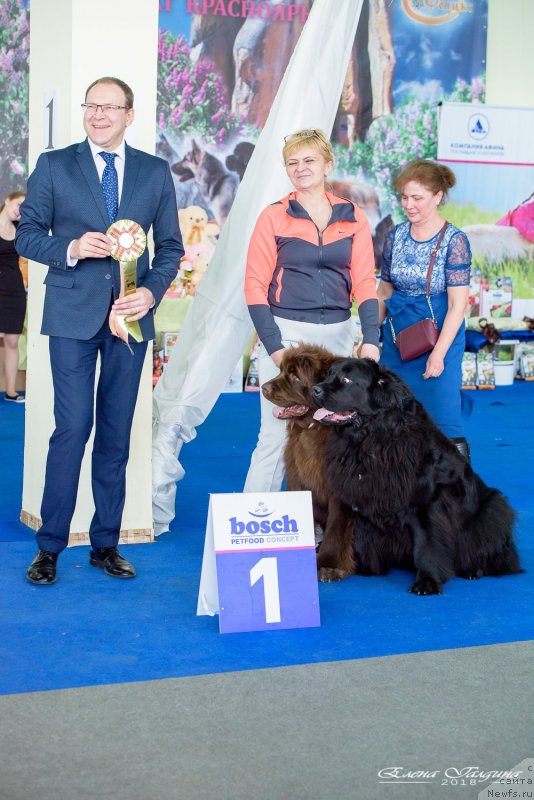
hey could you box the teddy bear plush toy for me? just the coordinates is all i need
[164,206,220,298]
[178,205,220,246]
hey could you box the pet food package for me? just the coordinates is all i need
[245,335,261,392]
[461,352,477,389]
[519,344,534,380]
[476,349,495,389]
[244,369,260,391]
[163,332,179,363]
[222,357,243,393]
[480,276,513,318]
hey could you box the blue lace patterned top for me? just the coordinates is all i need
[381,221,471,296]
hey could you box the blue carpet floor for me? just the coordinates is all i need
[1,384,533,695]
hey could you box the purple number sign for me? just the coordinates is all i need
[216,548,320,634]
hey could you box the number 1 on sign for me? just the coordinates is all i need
[250,557,281,624]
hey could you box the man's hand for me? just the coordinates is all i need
[70,232,112,260]
[112,287,155,321]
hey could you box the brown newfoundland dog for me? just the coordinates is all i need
[261,344,355,581]
[312,357,522,595]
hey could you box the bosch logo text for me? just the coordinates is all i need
[229,514,299,544]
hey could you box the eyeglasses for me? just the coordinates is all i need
[284,129,319,142]
[81,103,129,114]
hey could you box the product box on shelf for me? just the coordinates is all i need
[461,352,477,389]
[476,349,495,389]
[480,276,513,319]
[245,335,261,392]
[163,332,180,363]
[519,344,534,380]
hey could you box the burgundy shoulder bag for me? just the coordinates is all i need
[388,221,448,362]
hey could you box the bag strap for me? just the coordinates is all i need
[424,220,448,322]
[425,220,449,296]
[388,220,448,337]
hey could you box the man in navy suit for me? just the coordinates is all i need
[16,77,184,584]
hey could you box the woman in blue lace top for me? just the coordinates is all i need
[377,160,472,458]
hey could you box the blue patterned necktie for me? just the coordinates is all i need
[99,151,118,222]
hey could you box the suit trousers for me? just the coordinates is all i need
[37,319,148,553]
[243,316,355,494]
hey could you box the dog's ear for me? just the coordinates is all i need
[191,140,201,162]
[372,365,412,411]
[225,153,240,175]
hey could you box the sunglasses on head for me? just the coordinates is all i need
[284,129,320,142]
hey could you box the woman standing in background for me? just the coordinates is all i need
[377,160,471,458]
[0,191,26,403]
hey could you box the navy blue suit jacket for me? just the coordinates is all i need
[16,139,184,341]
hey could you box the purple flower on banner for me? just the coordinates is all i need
[10,159,24,176]
[157,29,250,144]
[0,0,29,196]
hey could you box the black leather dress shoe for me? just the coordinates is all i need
[89,546,136,579]
[27,550,58,585]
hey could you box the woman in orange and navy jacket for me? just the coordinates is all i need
[244,128,380,493]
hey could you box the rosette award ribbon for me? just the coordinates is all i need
[106,219,147,351]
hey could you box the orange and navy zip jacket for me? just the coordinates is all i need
[244,191,379,355]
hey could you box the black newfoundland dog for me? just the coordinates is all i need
[312,358,522,595]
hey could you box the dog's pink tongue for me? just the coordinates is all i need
[313,408,332,421]
[272,406,286,419]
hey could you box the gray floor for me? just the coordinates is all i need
[0,641,532,800]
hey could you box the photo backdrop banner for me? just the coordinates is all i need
[156,0,489,318]
[0,2,491,254]
[151,0,490,532]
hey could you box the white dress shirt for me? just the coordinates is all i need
[67,138,126,266]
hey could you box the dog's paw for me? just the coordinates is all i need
[409,576,443,595]
[318,567,350,583]
[457,568,483,580]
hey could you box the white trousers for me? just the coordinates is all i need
[243,317,355,493]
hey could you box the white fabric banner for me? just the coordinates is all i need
[152,0,364,533]
[438,102,534,166]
